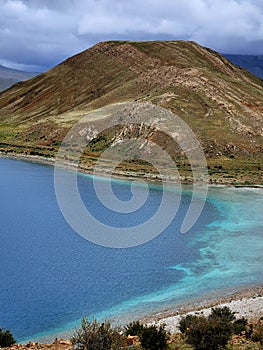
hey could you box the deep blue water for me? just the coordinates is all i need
[0,158,262,342]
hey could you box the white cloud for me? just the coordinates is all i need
[1,0,263,71]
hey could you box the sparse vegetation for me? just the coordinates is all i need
[139,324,169,350]
[125,321,169,350]
[125,321,144,336]
[69,315,263,350]
[232,317,248,335]
[71,317,125,350]
[178,307,245,350]
[1,316,263,350]
[251,321,263,345]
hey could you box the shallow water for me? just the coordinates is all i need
[0,158,262,342]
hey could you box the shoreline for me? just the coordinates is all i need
[146,285,263,334]
[1,151,262,189]
[144,285,263,323]
[17,285,263,344]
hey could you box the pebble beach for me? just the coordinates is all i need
[149,286,263,333]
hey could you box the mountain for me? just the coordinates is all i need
[0,41,262,184]
[0,65,37,91]
[223,54,263,79]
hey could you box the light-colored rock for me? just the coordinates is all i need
[151,295,263,334]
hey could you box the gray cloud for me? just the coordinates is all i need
[1,0,263,72]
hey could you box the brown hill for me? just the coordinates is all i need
[0,40,262,184]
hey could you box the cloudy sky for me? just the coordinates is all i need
[1,0,263,72]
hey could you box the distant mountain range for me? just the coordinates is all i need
[223,54,263,79]
[0,65,37,91]
[0,41,262,184]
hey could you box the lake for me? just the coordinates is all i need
[0,158,262,342]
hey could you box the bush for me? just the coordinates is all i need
[179,307,236,350]
[125,321,169,350]
[232,317,248,335]
[178,314,200,334]
[208,306,235,323]
[180,315,210,350]
[71,317,125,350]
[205,316,232,350]
[139,324,169,350]
[0,328,16,347]
[125,320,144,336]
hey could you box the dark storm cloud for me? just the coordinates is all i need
[1,0,263,72]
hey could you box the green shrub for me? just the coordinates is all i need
[125,321,169,350]
[139,324,169,350]
[208,306,235,323]
[71,317,125,350]
[179,307,235,350]
[178,314,200,334]
[125,320,144,336]
[205,316,232,350]
[232,317,248,335]
[0,328,16,347]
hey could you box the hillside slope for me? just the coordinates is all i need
[0,41,262,184]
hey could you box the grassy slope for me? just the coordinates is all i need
[0,41,262,184]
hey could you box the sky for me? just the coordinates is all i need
[1,0,263,72]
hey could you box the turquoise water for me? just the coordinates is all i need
[0,158,262,342]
